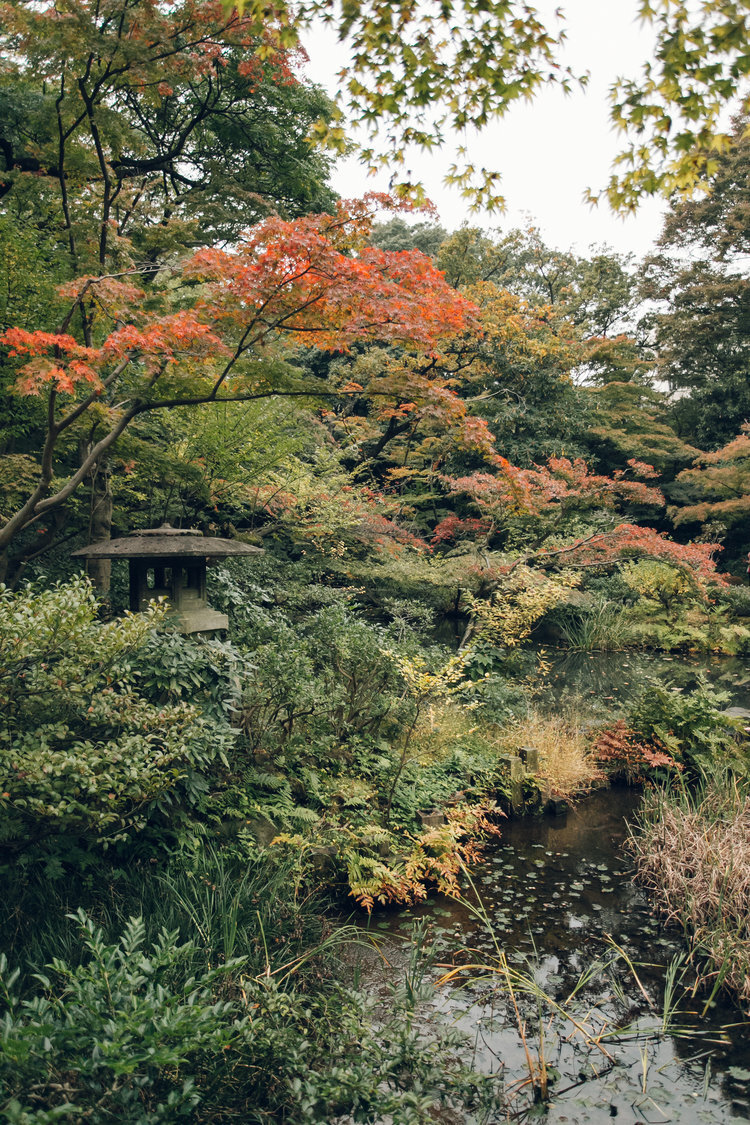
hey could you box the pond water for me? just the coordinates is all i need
[356,788,750,1124]
[535,648,750,715]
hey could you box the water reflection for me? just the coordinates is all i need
[535,648,750,715]
[357,790,750,1124]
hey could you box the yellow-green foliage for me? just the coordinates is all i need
[0,577,228,847]
[496,711,601,798]
[464,566,581,648]
[622,614,750,655]
[343,801,500,911]
[621,558,697,620]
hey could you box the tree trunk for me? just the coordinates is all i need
[85,456,113,599]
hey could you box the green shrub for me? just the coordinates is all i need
[627,677,747,775]
[0,908,498,1124]
[621,559,698,621]
[0,578,233,864]
[0,911,241,1125]
[135,629,252,718]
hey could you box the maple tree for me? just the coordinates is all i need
[451,279,587,468]
[603,0,750,210]
[0,0,341,582]
[0,0,335,278]
[236,0,750,211]
[671,424,750,554]
[0,197,478,566]
[583,382,700,481]
[535,524,726,587]
[3,0,750,246]
[442,455,664,543]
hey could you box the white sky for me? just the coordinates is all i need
[302,0,669,259]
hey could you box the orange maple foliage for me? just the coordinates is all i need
[542,524,726,584]
[186,198,477,354]
[0,197,477,553]
[2,198,476,402]
[594,719,682,781]
[445,455,664,523]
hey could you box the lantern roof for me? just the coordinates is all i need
[71,523,263,559]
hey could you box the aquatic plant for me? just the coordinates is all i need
[437,863,701,1119]
[628,775,750,1009]
[551,596,629,651]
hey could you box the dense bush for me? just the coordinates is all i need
[0,864,498,1124]
[0,578,232,866]
[626,677,748,777]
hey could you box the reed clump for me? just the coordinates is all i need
[629,779,750,1008]
[499,711,603,798]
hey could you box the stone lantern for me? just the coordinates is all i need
[72,524,262,634]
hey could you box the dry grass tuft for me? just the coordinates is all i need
[630,785,750,1008]
[497,712,603,798]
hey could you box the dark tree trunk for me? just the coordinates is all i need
[85,457,113,598]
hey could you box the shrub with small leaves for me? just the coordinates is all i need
[0,577,233,858]
[0,910,242,1125]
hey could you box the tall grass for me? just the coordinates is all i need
[628,773,750,1008]
[555,598,629,651]
[1,847,331,986]
[497,711,603,797]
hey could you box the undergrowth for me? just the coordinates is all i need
[628,775,750,1010]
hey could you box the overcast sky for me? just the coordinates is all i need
[302,0,669,259]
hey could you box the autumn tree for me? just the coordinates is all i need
[0,197,478,578]
[670,424,750,566]
[0,0,344,583]
[441,455,665,549]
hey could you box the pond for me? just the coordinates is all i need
[534,647,750,715]
[356,787,750,1124]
